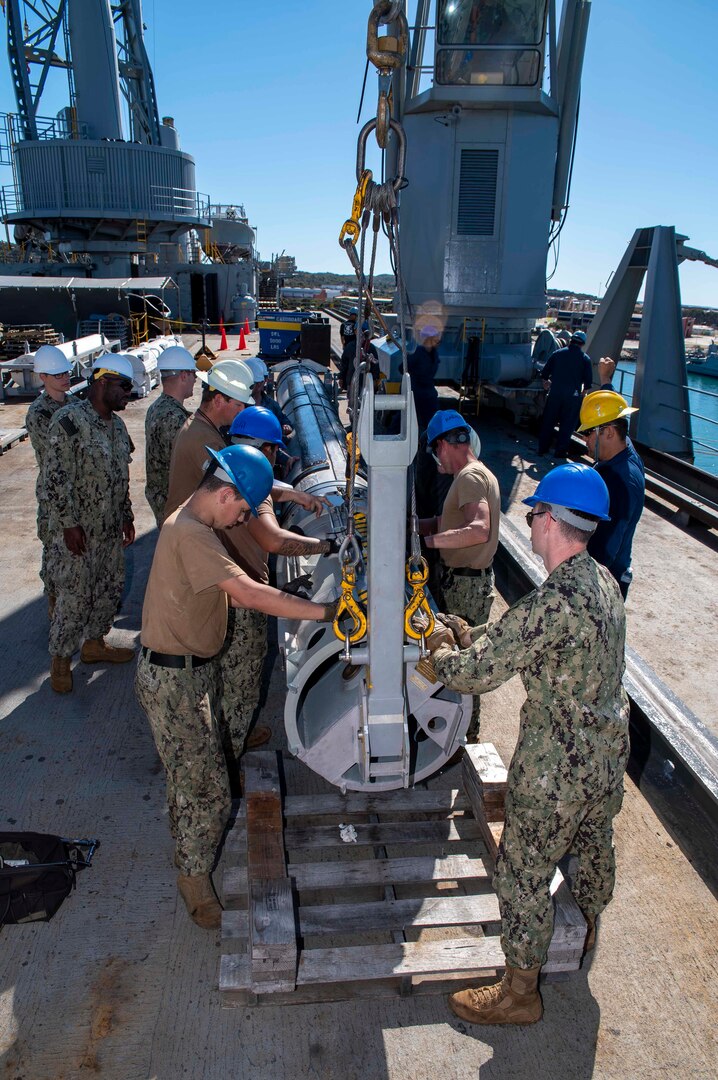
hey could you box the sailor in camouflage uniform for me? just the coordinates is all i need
[135,444,339,929]
[44,355,137,694]
[427,463,629,1026]
[24,345,82,612]
[144,344,196,525]
[420,410,501,741]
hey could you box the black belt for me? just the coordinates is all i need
[444,565,493,578]
[141,646,214,669]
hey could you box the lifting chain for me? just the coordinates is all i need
[403,557,435,644]
[366,1,408,148]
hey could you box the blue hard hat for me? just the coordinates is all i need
[426,409,471,447]
[229,405,287,450]
[523,462,610,521]
[348,307,358,316]
[204,444,274,515]
[570,330,587,344]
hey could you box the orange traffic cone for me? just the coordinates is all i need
[219,318,228,351]
[243,318,250,335]
[238,328,247,351]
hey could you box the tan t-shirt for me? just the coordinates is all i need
[440,459,500,570]
[141,506,245,657]
[164,411,222,521]
[229,495,274,583]
[164,410,272,582]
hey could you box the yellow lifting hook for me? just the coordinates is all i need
[338,169,373,247]
[333,561,368,645]
[404,557,435,641]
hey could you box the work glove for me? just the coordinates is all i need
[319,599,341,623]
[435,612,472,649]
[281,573,313,600]
[322,536,342,556]
[425,625,456,655]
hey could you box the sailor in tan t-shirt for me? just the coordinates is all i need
[419,410,500,740]
[135,444,338,930]
[165,371,334,760]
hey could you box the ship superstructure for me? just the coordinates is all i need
[0,0,257,333]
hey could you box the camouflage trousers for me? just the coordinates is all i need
[135,652,231,875]
[145,487,165,530]
[494,783,624,969]
[36,502,52,595]
[46,531,125,657]
[442,567,494,740]
[217,605,268,764]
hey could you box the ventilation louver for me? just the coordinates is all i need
[457,149,498,236]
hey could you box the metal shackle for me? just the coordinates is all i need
[366,0,408,74]
[356,118,407,193]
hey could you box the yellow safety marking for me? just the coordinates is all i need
[257,320,303,331]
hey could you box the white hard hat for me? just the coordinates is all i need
[34,344,71,375]
[157,345,196,372]
[244,356,268,383]
[91,354,135,382]
[469,429,481,460]
[197,358,253,404]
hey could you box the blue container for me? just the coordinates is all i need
[258,311,314,359]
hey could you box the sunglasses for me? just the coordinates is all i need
[525,510,551,527]
[104,377,133,392]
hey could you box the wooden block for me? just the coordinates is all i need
[548,867,587,964]
[219,952,251,995]
[297,935,506,985]
[250,878,297,967]
[246,793,285,879]
[283,817,482,851]
[281,789,469,819]
[223,864,248,903]
[222,908,249,940]
[297,893,500,937]
[225,820,247,853]
[462,743,508,808]
[242,750,282,797]
[219,960,501,1008]
[287,853,491,891]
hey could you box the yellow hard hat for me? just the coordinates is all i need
[577,390,638,433]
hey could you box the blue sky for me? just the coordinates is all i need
[0,0,716,307]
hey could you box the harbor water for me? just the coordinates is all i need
[611,362,718,476]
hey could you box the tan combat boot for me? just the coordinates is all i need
[448,965,543,1026]
[80,637,135,664]
[584,913,597,953]
[176,873,223,930]
[50,656,72,694]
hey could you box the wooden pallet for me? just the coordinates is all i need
[0,428,29,454]
[219,746,587,1006]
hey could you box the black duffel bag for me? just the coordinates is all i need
[0,832,99,925]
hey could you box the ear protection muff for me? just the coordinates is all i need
[445,429,470,446]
